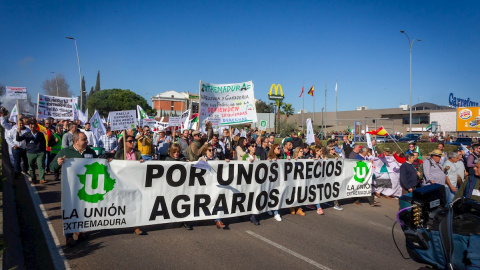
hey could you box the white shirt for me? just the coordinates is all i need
[81,129,98,147]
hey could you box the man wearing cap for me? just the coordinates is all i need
[155,128,171,160]
[423,149,447,186]
[189,130,208,161]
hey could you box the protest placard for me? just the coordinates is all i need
[199,80,257,126]
[37,94,77,120]
[5,86,27,99]
[108,110,136,131]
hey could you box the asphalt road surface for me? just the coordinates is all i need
[33,171,427,270]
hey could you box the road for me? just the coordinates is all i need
[33,172,426,270]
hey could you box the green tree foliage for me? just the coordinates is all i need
[282,103,295,117]
[255,99,274,113]
[86,89,153,117]
[88,86,94,97]
[95,71,101,92]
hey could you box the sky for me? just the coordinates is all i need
[1,0,480,115]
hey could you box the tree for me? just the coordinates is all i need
[94,71,101,92]
[88,86,94,97]
[255,99,274,113]
[0,84,5,105]
[81,76,87,111]
[282,103,295,118]
[86,89,153,117]
[41,73,72,97]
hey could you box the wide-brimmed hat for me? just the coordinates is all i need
[383,147,391,152]
[430,149,445,156]
[192,131,201,136]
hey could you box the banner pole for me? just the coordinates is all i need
[123,130,127,159]
[16,99,19,123]
[197,80,202,131]
[36,93,39,120]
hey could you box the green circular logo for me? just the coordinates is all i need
[77,162,116,203]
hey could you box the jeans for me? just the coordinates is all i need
[12,148,28,174]
[445,186,456,204]
[141,155,152,160]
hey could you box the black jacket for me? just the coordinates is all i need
[16,131,46,154]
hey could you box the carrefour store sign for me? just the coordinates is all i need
[449,93,478,107]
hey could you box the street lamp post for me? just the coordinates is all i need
[66,36,83,110]
[51,71,59,96]
[400,30,421,134]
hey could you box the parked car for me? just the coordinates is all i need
[398,133,424,143]
[375,136,396,143]
[446,137,473,147]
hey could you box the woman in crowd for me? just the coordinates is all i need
[201,144,228,229]
[235,137,247,160]
[266,144,282,221]
[289,147,306,216]
[292,147,304,160]
[165,144,192,229]
[165,143,187,161]
[114,135,145,235]
[243,140,261,225]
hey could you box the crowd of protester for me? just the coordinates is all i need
[1,108,479,248]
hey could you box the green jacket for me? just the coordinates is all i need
[50,133,63,154]
[50,146,98,172]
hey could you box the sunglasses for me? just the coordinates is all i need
[207,149,213,152]
[127,140,135,143]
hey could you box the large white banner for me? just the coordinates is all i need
[61,159,373,233]
[5,86,27,99]
[37,94,77,120]
[199,80,258,126]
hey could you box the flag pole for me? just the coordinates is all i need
[312,84,315,130]
[324,81,327,137]
[302,81,304,133]
[335,80,338,132]
[36,93,39,120]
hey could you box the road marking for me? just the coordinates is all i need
[23,175,71,270]
[246,230,332,270]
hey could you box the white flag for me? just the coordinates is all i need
[89,110,106,140]
[335,81,338,95]
[9,104,18,123]
[306,118,315,145]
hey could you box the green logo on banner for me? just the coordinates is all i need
[77,162,116,203]
[353,161,369,183]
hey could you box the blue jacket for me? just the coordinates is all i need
[16,131,46,154]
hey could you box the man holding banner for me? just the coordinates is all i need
[50,131,98,246]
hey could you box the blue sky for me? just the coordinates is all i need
[1,0,479,114]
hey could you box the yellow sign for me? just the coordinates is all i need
[268,84,284,100]
[456,107,480,131]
